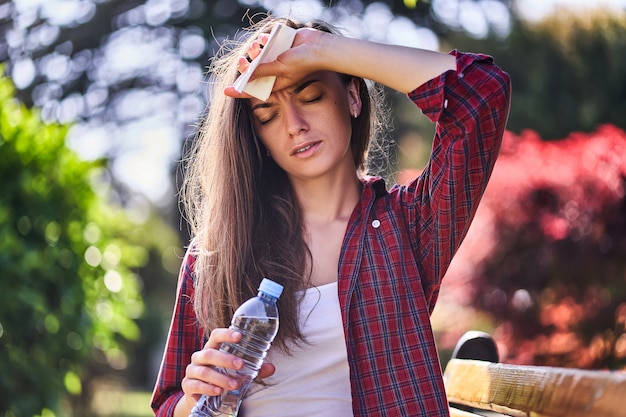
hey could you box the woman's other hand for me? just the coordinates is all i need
[176,328,276,413]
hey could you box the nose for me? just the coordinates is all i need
[283,103,308,137]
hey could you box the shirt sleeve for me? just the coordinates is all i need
[151,247,205,416]
[404,50,511,310]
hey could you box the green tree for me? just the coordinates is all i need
[0,69,178,416]
[443,9,626,139]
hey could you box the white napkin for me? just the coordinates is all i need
[233,24,297,101]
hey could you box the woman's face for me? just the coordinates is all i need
[250,71,362,182]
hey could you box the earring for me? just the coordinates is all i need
[353,111,358,118]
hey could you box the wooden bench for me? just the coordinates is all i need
[444,354,626,417]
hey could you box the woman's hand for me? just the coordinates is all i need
[176,328,276,414]
[224,28,329,98]
[224,22,455,98]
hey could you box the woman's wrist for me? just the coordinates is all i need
[173,392,197,417]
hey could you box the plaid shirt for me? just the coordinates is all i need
[152,50,511,417]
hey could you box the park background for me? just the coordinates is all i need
[1,0,625,415]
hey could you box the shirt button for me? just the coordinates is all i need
[372,220,381,228]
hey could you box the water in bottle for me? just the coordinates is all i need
[190,278,283,417]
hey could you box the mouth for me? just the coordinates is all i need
[295,144,314,153]
[292,141,320,156]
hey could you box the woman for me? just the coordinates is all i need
[152,15,511,417]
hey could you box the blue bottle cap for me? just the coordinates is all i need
[259,278,283,299]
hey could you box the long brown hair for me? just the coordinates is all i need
[181,16,386,350]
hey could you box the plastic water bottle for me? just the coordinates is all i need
[190,278,283,417]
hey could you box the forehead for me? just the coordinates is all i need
[249,71,343,107]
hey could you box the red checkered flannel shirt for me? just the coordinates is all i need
[152,50,511,417]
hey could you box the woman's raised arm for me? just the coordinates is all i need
[233,29,456,96]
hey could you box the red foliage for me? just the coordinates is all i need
[486,125,626,244]
[410,125,626,369]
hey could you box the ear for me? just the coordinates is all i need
[347,78,362,118]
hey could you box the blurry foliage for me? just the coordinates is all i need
[444,8,626,140]
[461,125,626,369]
[0,71,179,416]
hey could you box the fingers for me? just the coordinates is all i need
[258,362,276,379]
[207,328,241,349]
[181,329,278,410]
[181,329,244,398]
[223,85,254,99]
[181,365,225,400]
[237,36,270,75]
[236,56,250,76]
[249,38,266,60]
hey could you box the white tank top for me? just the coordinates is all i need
[240,281,354,417]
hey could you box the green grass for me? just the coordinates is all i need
[90,388,153,417]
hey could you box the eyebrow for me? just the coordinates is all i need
[251,79,320,111]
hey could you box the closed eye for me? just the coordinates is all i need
[258,115,275,125]
[302,95,322,104]
[252,101,275,125]
[252,106,276,125]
